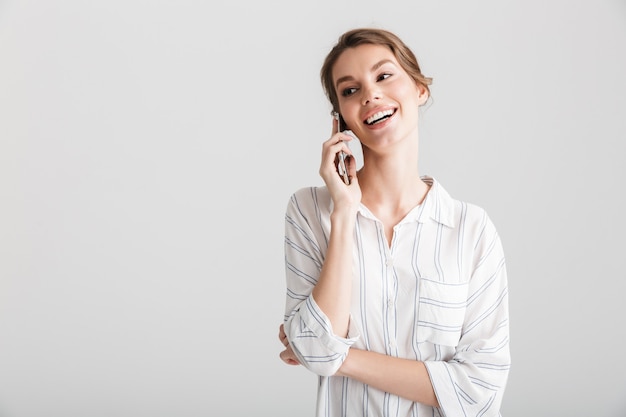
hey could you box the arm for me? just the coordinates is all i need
[309,205,356,337]
[278,200,353,375]
[337,349,439,407]
[282,129,361,376]
[311,127,361,337]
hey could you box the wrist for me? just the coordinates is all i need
[330,204,358,224]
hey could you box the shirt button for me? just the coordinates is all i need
[386,258,393,267]
[389,341,396,349]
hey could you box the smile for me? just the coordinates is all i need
[365,109,395,125]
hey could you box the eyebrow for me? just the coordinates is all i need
[335,59,395,89]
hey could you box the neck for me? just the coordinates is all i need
[357,151,428,214]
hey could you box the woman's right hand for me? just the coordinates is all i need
[319,117,361,212]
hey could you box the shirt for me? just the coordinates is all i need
[283,177,510,417]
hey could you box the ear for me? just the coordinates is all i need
[416,83,429,106]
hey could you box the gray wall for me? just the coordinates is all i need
[1,0,625,416]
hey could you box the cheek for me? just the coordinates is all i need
[392,81,419,104]
[397,89,421,108]
[340,105,361,129]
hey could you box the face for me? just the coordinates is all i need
[333,44,428,150]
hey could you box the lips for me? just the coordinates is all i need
[364,108,396,125]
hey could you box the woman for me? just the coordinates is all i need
[279,27,510,416]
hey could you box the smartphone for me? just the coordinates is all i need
[333,111,351,185]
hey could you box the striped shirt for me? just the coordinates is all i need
[283,177,510,417]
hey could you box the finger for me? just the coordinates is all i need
[279,347,301,366]
[331,113,339,135]
[345,154,359,181]
[278,324,290,347]
[280,355,299,365]
[322,138,353,164]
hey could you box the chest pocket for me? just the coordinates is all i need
[416,278,469,346]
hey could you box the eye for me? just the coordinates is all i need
[341,87,358,97]
[377,73,392,82]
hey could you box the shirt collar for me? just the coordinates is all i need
[326,176,457,228]
[417,176,456,228]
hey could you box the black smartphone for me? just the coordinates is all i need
[333,112,350,185]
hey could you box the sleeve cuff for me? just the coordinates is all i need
[299,295,360,352]
[423,360,461,417]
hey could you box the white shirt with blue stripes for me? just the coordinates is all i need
[283,176,510,417]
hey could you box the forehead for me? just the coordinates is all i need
[333,44,398,80]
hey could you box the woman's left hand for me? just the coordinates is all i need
[278,323,300,366]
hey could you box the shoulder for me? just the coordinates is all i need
[423,176,495,232]
[285,185,331,218]
[434,181,504,257]
[450,192,501,247]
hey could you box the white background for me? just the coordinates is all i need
[1,1,625,416]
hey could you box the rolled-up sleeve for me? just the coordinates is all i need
[282,189,359,376]
[425,216,511,417]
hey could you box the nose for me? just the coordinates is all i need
[361,83,382,105]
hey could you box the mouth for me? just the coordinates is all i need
[364,108,396,126]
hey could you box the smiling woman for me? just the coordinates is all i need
[277,28,510,417]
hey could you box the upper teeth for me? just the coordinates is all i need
[366,109,394,125]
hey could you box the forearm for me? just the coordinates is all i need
[311,208,355,338]
[337,348,439,408]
